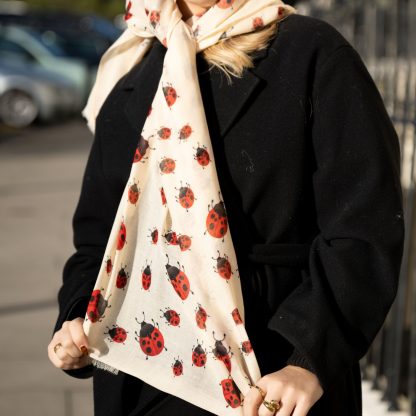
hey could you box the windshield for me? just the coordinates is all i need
[20,25,67,57]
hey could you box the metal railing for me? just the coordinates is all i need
[297,0,416,413]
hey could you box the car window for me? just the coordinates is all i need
[23,26,66,57]
[0,38,37,62]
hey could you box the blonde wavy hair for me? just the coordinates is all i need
[201,20,279,85]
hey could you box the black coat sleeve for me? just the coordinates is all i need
[268,45,405,391]
[50,127,123,379]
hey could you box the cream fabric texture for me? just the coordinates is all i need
[81,0,297,414]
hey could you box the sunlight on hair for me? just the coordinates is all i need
[201,20,279,84]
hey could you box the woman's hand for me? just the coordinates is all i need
[243,365,324,416]
[47,317,92,370]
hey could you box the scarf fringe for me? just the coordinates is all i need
[91,357,120,375]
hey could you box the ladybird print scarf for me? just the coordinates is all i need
[81,0,296,414]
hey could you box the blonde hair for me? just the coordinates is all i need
[201,20,279,85]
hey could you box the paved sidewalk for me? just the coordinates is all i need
[0,120,94,415]
[0,119,409,415]
[362,381,408,416]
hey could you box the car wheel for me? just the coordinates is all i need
[0,89,39,128]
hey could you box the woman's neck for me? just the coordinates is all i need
[176,0,215,21]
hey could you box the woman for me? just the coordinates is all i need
[47,0,405,414]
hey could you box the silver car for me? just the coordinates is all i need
[0,24,91,105]
[0,60,80,128]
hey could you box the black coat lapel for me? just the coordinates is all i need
[196,46,269,138]
[204,64,263,138]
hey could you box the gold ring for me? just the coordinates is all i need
[262,399,281,413]
[253,384,266,400]
[54,342,63,354]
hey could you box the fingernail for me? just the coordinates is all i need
[80,345,89,356]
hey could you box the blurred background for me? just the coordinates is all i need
[0,0,415,415]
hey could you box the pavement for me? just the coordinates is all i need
[0,119,409,415]
[0,119,94,416]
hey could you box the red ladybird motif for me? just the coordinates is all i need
[116,265,130,289]
[212,250,232,281]
[178,124,193,141]
[195,303,208,330]
[240,340,253,355]
[160,307,180,327]
[104,324,128,344]
[156,127,171,140]
[128,180,140,205]
[134,313,167,359]
[164,229,178,245]
[194,144,210,167]
[212,331,233,373]
[159,157,176,174]
[149,10,160,29]
[117,220,127,250]
[216,0,235,9]
[172,356,184,376]
[141,262,152,290]
[252,17,264,30]
[149,227,158,244]
[105,256,113,275]
[205,195,228,240]
[162,82,178,107]
[175,182,195,210]
[277,6,285,17]
[133,135,153,163]
[124,0,132,20]
[160,187,167,206]
[177,234,192,251]
[164,230,192,251]
[220,378,242,409]
[231,307,243,325]
[87,289,111,323]
[192,339,207,368]
[165,254,193,300]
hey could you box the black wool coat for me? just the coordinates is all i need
[51,12,405,416]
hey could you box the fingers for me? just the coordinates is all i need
[47,318,90,371]
[291,397,313,416]
[52,347,90,370]
[257,389,288,416]
[67,318,89,353]
[243,376,313,416]
[242,379,268,416]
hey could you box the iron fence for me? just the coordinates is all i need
[297,0,416,413]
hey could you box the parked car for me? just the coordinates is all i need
[0,24,91,103]
[0,10,121,67]
[0,60,80,128]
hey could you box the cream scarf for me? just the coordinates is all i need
[81,0,297,414]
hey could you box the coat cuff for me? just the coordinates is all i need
[65,296,90,321]
[63,365,94,379]
[286,349,317,375]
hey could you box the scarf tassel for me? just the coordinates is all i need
[90,357,120,375]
